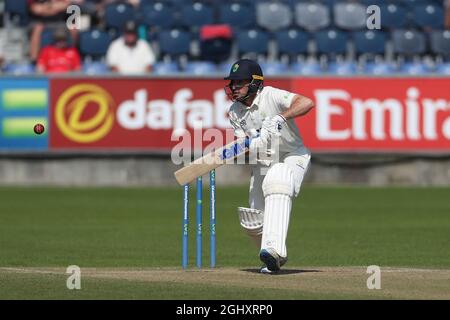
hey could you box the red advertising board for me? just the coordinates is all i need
[49,78,289,150]
[49,78,450,152]
[293,78,450,151]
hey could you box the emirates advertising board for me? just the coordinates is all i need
[49,78,450,153]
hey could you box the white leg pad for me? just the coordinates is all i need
[238,207,264,248]
[261,163,295,258]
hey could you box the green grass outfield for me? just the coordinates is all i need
[0,186,449,299]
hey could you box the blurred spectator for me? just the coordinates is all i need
[28,0,84,62]
[446,0,450,29]
[36,27,81,73]
[106,20,155,74]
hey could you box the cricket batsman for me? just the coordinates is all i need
[224,59,314,273]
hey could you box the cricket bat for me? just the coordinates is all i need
[174,136,251,186]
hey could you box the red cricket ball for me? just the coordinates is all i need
[34,123,45,135]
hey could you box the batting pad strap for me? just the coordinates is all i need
[262,163,295,197]
[238,207,264,230]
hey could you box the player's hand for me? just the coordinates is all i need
[261,115,285,138]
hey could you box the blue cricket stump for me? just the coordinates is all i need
[182,184,189,269]
[196,176,203,268]
[210,170,216,268]
[182,170,216,269]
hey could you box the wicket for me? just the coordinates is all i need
[182,169,216,269]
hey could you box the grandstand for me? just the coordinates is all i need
[0,0,449,75]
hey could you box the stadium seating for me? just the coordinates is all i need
[430,30,450,60]
[256,2,293,32]
[236,29,270,59]
[328,61,358,75]
[158,29,192,59]
[353,31,387,59]
[315,29,348,59]
[334,2,367,30]
[290,60,323,75]
[82,61,110,75]
[413,4,445,30]
[363,62,397,75]
[152,61,180,75]
[259,61,290,75]
[379,3,408,29]
[275,29,309,62]
[180,2,214,29]
[435,63,450,75]
[392,30,427,58]
[4,0,28,26]
[183,61,218,75]
[218,2,256,30]
[399,62,432,75]
[295,2,330,32]
[140,2,175,30]
[79,29,113,59]
[2,0,450,75]
[104,2,136,33]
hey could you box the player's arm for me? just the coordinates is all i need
[280,94,315,120]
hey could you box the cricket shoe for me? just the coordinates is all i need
[259,248,287,273]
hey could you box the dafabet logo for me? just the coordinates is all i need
[55,84,115,143]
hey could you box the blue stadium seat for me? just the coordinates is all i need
[159,29,191,58]
[218,61,234,74]
[256,2,293,32]
[3,62,35,75]
[399,0,435,10]
[5,0,28,25]
[413,4,444,29]
[435,63,450,75]
[392,30,427,57]
[360,0,389,6]
[140,2,175,29]
[218,2,256,30]
[315,29,348,58]
[379,4,408,29]
[290,60,323,75]
[353,31,387,57]
[82,61,110,75]
[333,2,367,30]
[184,61,218,75]
[40,28,74,48]
[430,30,450,59]
[152,61,180,75]
[295,2,330,32]
[104,2,136,32]
[259,62,290,75]
[180,2,214,29]
[399,62,431,75]
[363,62,397,75]
[236,29,269,58]
[79,29,113,59]
[328,61,358,75]
[275,29,309,61]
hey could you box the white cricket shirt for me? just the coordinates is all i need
[228,86,309,153]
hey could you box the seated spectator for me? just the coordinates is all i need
[446,0,450,29]
[28,0,84,62]
[106,20,156,74]
[36,27,81,73]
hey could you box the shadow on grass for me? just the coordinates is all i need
[241,268,322,275]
